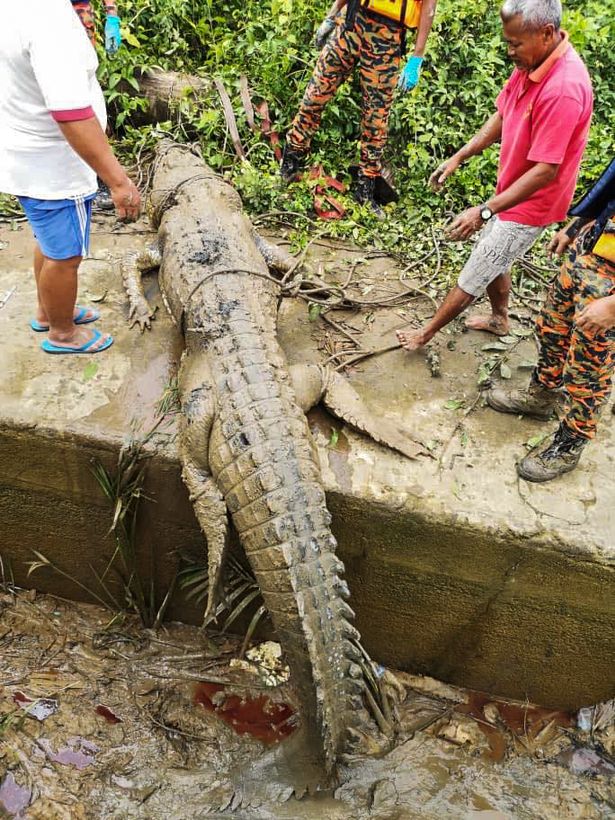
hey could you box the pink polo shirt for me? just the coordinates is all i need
[495,33,593,227]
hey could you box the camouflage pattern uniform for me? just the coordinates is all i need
[534,236,615,439]
[286,7,403,178]
[71,0,118,46]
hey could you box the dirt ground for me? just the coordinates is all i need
[0,587,613,820]
[1,208,614,819]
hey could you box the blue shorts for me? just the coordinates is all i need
[18,195,95,260]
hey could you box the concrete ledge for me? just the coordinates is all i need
[1,220,613,710]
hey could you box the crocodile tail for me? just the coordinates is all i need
[321,368,428,460]
[233,470,366,777]
[211,369,366,777]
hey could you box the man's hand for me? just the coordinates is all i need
[105,15,122,54]
[314,16,336,49]
[577,296,615,335]
[429,155,462,190]
[446,207,483,241]
[397,56,423,93]
[548,229,573,257]
[111,177,141,222]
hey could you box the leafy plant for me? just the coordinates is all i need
[94,0,612,247]
[27,425,176,629]
[179,553,269,656]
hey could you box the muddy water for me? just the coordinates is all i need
[0,590,613,820]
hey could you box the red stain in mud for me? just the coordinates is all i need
[95,704,122,724]
[457,691,573,762]
[193,682,296,745]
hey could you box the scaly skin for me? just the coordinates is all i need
[123,145,425,790]
[123,144,365,785]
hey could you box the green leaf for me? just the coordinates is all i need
[308,303,322,322]
[328,428,339,448]
[513,328,533,337]
[517,360,537,370]
[526,433,548,449]
[481,342,508,351]
[499,363,512,379]
[499,335,517,344]
[123,30,141,48]
[444,398,465,410]
[83,362,99,382]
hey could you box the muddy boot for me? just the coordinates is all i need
[517,424,587,483]
[280,144,307,183]
[486,378,558,421]
[352,173,383,217]
[93,180,114,212]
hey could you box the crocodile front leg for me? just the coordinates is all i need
[178,350,229,624]
[252,233,296,275]
[120,244,161,331]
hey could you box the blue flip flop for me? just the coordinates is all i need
[41,328,113,355]
[30,306,100,332]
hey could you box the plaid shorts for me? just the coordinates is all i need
[458,217,543,297]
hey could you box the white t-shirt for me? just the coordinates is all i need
[0,0,107,200]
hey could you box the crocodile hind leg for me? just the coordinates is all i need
[178,350,229,625]
[289,363,427,459]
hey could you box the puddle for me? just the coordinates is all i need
[456,690,574,762]
[193,681,296,745]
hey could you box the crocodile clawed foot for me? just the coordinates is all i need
[343,725,394,761]
[217,728,333,810]
[128,301,158,331]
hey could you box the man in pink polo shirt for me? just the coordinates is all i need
[397,0,593,351]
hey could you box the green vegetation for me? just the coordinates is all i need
[2,1,611,278]
[91,0,613,282]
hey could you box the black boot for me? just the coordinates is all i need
[280,144,307,183]
[517,423,587,483]
[352,173,383,217]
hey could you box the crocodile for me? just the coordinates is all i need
[121,143,425,792]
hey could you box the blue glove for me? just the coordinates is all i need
[104,15,122,55]
[314,16,336,49]
[397,56,423,92]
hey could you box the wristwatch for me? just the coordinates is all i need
[480,205,494,222]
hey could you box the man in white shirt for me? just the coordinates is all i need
[0,0,140,354]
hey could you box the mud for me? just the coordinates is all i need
[1,194,614,718]
[0,588,613,819]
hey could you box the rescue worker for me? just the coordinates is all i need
[280,0,438,212]
[71,1,122,210]
[70,0,121,54]
[487,158,615,482]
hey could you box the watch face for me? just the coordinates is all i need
[481,207,492,221]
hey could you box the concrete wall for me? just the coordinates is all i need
[2,422,613,710]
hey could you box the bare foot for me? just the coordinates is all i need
[396,327,430,351]
[465,314,509,336]
[47,326,112,352]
